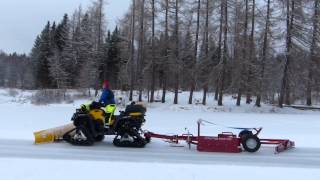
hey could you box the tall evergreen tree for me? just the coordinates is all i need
[105,27,121,88]
[36,22,53,88]
[49,14,73,89]
[77,13,97,89]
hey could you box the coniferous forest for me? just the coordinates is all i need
[1,0,320,107]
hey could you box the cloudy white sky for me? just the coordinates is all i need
[0,0,130,54]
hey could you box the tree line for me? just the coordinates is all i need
[118,0,320,107]
[0,51,32,88]
[0,0,320,107]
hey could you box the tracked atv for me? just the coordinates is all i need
[62,102,150,148]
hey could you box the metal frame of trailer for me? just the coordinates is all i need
[144,120,295,153]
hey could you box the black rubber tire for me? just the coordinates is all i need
[241,134,261,153]
[94,135,105,142]
[238,130,253,138]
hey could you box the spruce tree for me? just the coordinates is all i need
[36,22,53,88]
[49,14,73,89]
[77,13,96,89]
[106,27,121,88]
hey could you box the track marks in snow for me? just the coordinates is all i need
[0,139,319,168]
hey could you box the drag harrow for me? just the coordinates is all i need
[144,119,295,154]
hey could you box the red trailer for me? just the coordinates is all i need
[144,120,295,154]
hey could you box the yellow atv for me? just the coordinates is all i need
[62,102,149,147]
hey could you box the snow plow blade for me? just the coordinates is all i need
[34,123,75,144]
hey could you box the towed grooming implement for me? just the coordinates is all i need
[144,119,295,154]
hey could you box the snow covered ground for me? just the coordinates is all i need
[0,88,319,180]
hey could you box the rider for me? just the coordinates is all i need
[81,80,116,121]
[99,80,116,125]
[99,80,115,107]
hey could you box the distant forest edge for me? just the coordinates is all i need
[0,0,320,107]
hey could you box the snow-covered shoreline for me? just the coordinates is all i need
[1,88,320,114]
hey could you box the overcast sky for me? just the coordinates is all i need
[0,0,130,54]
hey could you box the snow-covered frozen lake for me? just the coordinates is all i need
[0,89,319,180]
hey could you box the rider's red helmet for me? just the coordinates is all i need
[103,80,109,89]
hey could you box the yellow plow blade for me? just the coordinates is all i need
[34,123,75,144]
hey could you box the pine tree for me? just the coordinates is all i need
[246,0,256,104]
[236,0,249,106]
[36,22,53,88]
[105,27,121,89]
[0,52,5,86]
[201,0,211,105]
[306,0,319,106]
[71,17,83,86]
[256,0,271,107]
[188,0,201,105]
[279,0,294,107]
[77,13,95,89]
[218,0,228,106]
[129,0,136,101]
[150,0,156,103]
[214,0,225,101]
[30,35,41,78]
[49,14,73,89]
[137,0,145,102]
[173,0,180,105]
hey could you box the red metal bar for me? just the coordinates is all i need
[144,132,198,143]
[197,120,201,137]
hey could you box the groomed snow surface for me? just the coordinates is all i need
[0,89,319,180]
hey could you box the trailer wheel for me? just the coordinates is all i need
[239,130,253,138]
[241,135,261,153]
